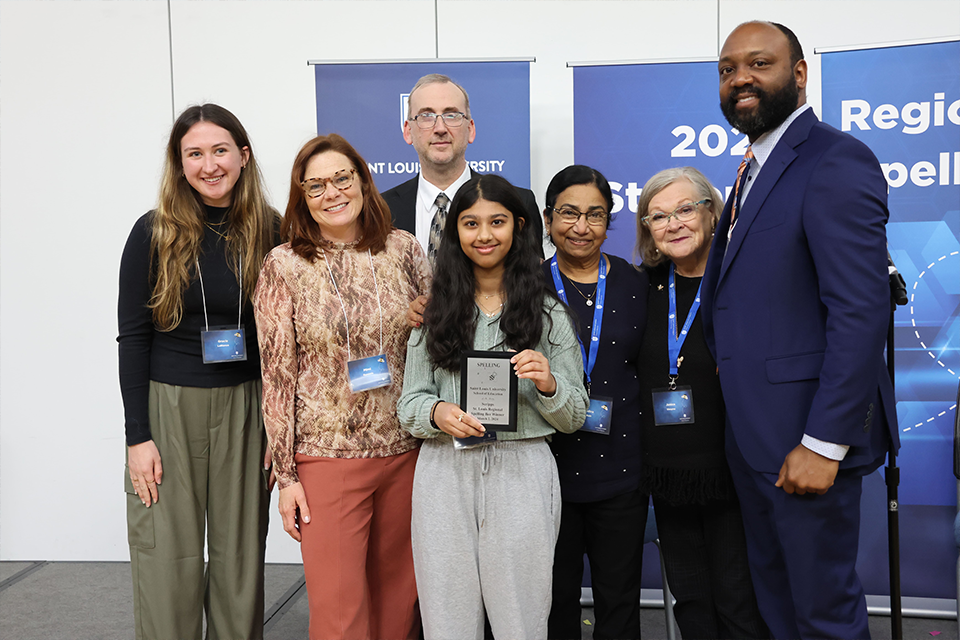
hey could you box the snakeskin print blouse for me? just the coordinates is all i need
[254,230,430,489]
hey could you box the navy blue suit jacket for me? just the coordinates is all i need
[701,108,899,475]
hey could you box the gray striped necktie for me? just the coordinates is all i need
[427,192,450,263]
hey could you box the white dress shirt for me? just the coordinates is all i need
[414,165,473,253]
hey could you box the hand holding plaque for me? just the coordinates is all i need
[509,348,557,396]
[433,401,486,438]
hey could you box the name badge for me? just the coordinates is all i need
[651,386,695,426]
[347,354,392,393]
[201,326,247,364]
[580,396,613,435]
[454,431,498,450]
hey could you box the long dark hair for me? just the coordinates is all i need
[424,175,560,371]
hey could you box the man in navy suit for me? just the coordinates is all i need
[700,21,899,639]
[381,74,543,259]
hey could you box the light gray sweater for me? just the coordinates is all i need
[398,300,589,441]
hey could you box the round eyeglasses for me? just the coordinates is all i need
[409,112,467,129]
[300,169,356,199]
[550,207,609,226]
[641,199,709,230]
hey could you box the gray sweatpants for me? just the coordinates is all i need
[411,436,561,640]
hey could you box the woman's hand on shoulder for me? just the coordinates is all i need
[407,295,428,328]
[127,440,163,507]
[511,349,557,396]
[433,401,486,438]
[278,481,311,543]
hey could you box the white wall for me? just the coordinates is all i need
[1,0,957,563]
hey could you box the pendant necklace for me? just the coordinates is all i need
[476,292,504,318]
[567,278,598,307]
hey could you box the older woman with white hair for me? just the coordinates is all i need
[635,166,768,640]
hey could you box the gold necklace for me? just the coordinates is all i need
[205,222,230,241]
[566,277,598,307]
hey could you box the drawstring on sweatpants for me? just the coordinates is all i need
[479,446,494,528]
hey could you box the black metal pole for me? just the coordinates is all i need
[886,266,907,640]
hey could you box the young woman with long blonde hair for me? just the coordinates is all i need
[118,103,280,640]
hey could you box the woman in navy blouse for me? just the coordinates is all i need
[543,165,649,640]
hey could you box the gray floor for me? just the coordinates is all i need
[0,561,956,640]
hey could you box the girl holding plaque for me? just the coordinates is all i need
[255,134,428,640]
[398,174,589,640]
[118,104,279,639]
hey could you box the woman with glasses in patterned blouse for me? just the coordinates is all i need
[255,134,429,640]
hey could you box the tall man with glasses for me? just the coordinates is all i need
[382,73,543,262]
[700,22,898,639]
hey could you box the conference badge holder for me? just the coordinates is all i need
[196,258,247,364]
[201,325,248,363]
[347,355,393,393]
[549,254,613,436]
[651,385,695,426]
[322,248,393,394]
[581,395,614,435]
[454,431,499,450]
[651,264,701,426]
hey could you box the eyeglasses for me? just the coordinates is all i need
[550,206,609,227]
[641,199,709,230]
[300,169,356,198]
[409,112,467,129]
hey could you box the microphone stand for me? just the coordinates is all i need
[886,257,908,640]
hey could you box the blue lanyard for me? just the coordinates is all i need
[667,263,702,381]
[550,254,606,388]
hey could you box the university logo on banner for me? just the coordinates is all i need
[311,60,532,193]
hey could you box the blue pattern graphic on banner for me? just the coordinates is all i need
[573,61,745,262]
[822,40,959,600]
[314,61,531,193]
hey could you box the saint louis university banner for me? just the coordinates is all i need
[311,59,532,193]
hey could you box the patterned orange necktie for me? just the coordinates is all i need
[731,145,754,227]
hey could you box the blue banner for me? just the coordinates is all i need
[573,60,745,261]
[822,39,960,600]
[313,60,531,193]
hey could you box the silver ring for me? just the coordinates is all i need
[457,413,465,422]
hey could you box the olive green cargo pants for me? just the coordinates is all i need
[125,380,270,640]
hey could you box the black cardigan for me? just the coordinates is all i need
[637,262,736,505]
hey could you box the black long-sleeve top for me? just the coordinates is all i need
[637,262,735,505]
[543,254,648,503]
[117,206,266,446]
